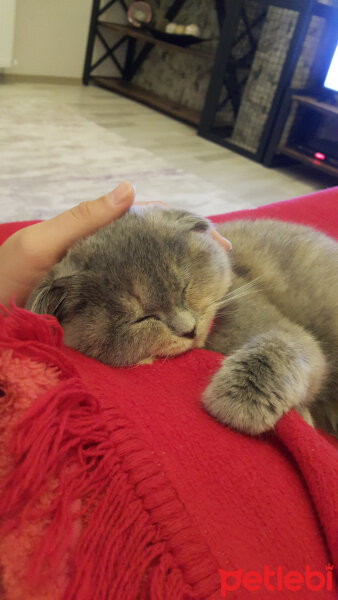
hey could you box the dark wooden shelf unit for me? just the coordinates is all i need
[278,145,338,177]
[263,1,338,167]
[277,94,338,178]
[93,76,201,125]
[83,0,223,126]
[291,95,338,117]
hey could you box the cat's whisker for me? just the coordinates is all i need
[213,308,237,318]
[227,276,263,295]
[221,288,260,306]
[215,277,263,309]
[215,294,261,317]
[209,295,229,307]
[208,276,263,312]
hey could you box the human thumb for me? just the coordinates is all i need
[30,181,135,263]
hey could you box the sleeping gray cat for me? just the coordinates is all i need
[26,207,338,437]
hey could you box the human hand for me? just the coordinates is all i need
[0,182,135,308]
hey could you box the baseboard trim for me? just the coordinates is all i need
[0,73,81,85]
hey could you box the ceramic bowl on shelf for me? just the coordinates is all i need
[127,2,152,27]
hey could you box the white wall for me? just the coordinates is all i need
[0,0,17,67]
[4,0,93,78]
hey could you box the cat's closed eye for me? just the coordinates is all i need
[181,282,190,299]
[134,315,160,324]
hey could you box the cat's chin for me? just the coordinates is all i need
[137,324,213,364]
[151,338,195,361]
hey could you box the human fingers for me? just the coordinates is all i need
[22,181,135,265]
[0,182,135,307]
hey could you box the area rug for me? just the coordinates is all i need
[0,94,240,222]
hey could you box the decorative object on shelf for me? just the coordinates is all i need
[142,22,206,47]
[165,22,177,34]
[164,22,201,37]
[127,2,152,28]
[185,24,201,37]
[175,24,185,35]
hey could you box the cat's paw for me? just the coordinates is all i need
[202,353,292,435]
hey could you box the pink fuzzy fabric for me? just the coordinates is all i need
[0,323,82,600]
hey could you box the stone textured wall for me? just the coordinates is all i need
[291,15,326,89]
[230,6,298,153]
[132,0,219,112]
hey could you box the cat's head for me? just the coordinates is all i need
[27,207,233,366]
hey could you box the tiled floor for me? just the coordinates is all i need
[71,84,334,200]
[0,81,334,222]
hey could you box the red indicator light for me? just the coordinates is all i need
[314,152,325,160]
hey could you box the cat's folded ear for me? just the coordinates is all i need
[132,206,210,232]
[174,210,210,232]
[26,275,74,320]
[142,207,210,232]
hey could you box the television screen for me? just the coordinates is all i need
[324,43,338,92]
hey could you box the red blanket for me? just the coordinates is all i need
[0,188,337,600]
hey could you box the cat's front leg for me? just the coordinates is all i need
[202,326,327,434]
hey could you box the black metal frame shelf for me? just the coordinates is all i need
[83,0,223,125]
[263,1,338,167]
[198,0,317,163]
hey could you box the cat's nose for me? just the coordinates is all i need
[170,309,196,339]
[181,326,196,339]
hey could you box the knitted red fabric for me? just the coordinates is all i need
[0,188,337,600]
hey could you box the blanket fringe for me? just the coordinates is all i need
[0,306,196,599]
[276,413,338,568]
